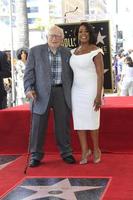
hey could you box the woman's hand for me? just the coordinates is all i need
[93,96,102,111]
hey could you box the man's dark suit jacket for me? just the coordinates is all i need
[0,51,11,107]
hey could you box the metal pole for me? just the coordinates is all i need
[64,7,78,23]
[116,24,118,53]
[116,0,118,14]
[115,0,119,53]
[9,0,15,106]
[64,13,66,23]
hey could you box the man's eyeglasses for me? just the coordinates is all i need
[48,34,62,39]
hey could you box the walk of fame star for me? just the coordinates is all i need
[0,155,20,170]
[20,178,103,200]
[3,177,109,200]
[96,31,106,45]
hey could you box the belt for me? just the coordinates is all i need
[52,84,63,87]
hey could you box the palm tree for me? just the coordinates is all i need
[15,0,29,49]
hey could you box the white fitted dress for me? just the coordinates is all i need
[70,48,103,130]
[121,64,133,96]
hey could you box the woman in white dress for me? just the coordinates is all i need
[15,48,28,105]
[70,22,104,164]
[120,56,133,96]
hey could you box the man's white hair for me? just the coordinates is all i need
[48,25,64,39]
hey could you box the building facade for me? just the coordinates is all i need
[0,0,108,49]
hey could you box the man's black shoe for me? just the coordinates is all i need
[29,159,41,167]
[63,155,76,164]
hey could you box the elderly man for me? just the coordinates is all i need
[24,25,76,167]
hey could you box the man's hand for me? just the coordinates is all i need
[26,90,37,101]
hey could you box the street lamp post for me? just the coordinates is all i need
[9,0,15,106]
[64,7,78,23]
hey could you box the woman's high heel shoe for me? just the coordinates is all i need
[93,149,101,164]
[80,149,92,165]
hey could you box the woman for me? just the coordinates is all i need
[120,56,133,96]
[15,48,28,105]
[70,22,104,164]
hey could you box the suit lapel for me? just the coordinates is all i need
[41,44,51,75]
[41,44,50,65]
[60,48,66,73]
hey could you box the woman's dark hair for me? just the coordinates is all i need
[74,22,97,45]
[16,48,28,60]
[125,56,133,67]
